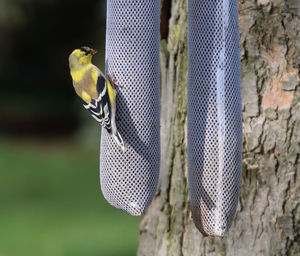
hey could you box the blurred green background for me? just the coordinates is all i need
[0,0,140,255]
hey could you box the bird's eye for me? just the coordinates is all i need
[80,47,90,56]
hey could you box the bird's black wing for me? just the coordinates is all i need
[81,74,112,133]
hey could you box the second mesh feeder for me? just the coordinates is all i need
[187,0,242,236]
[100,0,160,216]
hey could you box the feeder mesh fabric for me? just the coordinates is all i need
[100,0,160,216]
[187,0,242,236]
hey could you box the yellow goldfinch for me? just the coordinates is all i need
[69,46,126,152]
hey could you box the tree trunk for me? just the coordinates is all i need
[138,0,300,255]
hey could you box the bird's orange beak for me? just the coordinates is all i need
[90,49,97,56]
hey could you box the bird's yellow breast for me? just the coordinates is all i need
[70,65,92,83]
[70,65,100,103]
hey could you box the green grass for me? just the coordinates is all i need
[0,139,140,256]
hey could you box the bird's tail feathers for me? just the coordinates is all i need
[112,131,127,153]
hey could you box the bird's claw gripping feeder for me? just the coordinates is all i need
[187,0,242,236]
[100,0,160,216]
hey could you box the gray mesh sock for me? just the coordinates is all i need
[187,0,243,236]
[100,0,160,216]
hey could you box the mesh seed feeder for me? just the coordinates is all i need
[187,0,242,236]
[100,0,160,216]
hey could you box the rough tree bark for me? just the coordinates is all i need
[138,0,300,255]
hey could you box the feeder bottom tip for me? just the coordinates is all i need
[125,202,146,216]
[196,229,226,237]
